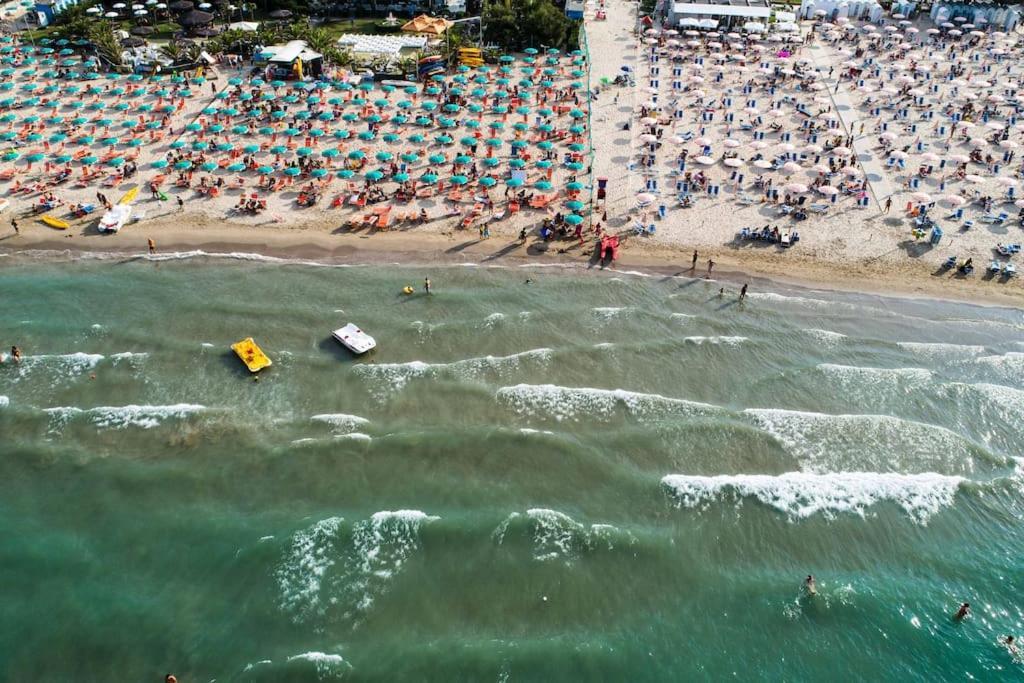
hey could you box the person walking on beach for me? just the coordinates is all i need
[424,277,431,294]
[740,283,748,300]
[706,259,714,279]
[954,602,971,621]
[884,196,892,213]
[148,238,156,255]
[691,250,698,271]
[176,196,184,210]
[10,218,18,235]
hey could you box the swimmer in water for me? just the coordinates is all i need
[954,602,970,621]
[11,345,22,364]
[805,575,817,595]
[1005,636,1019,657]
[424,277,431,294]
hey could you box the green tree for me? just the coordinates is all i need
[483,0,580,51]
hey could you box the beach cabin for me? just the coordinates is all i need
[258,41,324,80]
[666,0,771,31]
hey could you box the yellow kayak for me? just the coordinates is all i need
[41,214,70,230]
[118,186,139,205]
[231,337,272,373]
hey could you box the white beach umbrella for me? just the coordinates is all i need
[911,192,933,203]
[842,166,862,177]
[639,134,658,143]
[750,141,769,150]
[694,156,716,165]
[805,144,824,153]
[809,164,831,174]
[781,162,801,174]
[999,139,1019,149]
[996,177,1018,187]
[964,174,986,183]
[753,159,773,169]
[939,195,965,207]
[724,158,745,167]
[785,183,809,193]
[890,150,909,160]
[817,185,839,195]
[921,152,941,162]
[1015,199,1024,208]
[693,137,712,147]
[831,147,853,158]
[723,139,741,148]
[949,154,970,163]
[635,193,656,205]
[777,143,796,152]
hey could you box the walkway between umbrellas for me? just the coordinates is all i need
[807,40,894,210]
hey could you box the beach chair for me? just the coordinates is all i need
[809,203,830,214]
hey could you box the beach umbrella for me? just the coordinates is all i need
[506,177,524,187]
[310,168,328,179]
[409,133,425,143]
[482,158,500,168]
[107,156,125,167]
[348,150,366,160]
[565,214,584,225]
[428,153,446,164]
[227,162,245,172]
[151,159,168,168]
[358,131,376,141]
[200,161,217,172]
[401,153,420,164]
[336,169,354,179]
[566,181,584,191]
[192,141,209,151]
[366,170,384,182]
[269,145,287,154]
[80,155,99,165]
[421,173,439,184]
[296,147,313,156]
[284,167,302,177]
[509,159,527,169]
[454,154,472,165]
[321,149,339,159]
[242,143,260,154]
[479,177,496,188]
[333,130,351,140]
[257,165,274,174]
[175,160,193,170]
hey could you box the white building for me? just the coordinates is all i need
[666,0,771,30]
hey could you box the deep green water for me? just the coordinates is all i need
[1,252,1024,681]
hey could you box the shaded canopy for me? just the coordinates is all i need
[401,14,450,36]
[167,0,193,10]
[130,25,155,35]
[179,9,214,26]
[267,8,292,19]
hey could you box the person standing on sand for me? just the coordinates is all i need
[884,196,892,213]
[691,250,698,271]
[740,283,748,300]
[177,196,184,210]
[148,238,156,255]
[11,218,18,235]
[424,277,431,294]
[706,259,714,279]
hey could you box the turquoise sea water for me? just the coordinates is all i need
[1,252,1023,681]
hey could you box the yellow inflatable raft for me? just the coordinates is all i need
[118,186,139,205]
[41,214,70,230]
[231,337,272,373]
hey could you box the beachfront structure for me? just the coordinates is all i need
[798,0,883,22]
[665,0,771,30]
[336,33,429,60]
[257,41,324,79]
[31,0,84,25]
[930,2,1022,31]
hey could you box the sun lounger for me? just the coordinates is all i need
[809,203,829,214]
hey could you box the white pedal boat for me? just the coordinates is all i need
[332,323,376,354]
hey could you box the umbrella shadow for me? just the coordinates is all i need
[897,239,934,259]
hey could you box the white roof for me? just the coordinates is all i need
[673,2,772,17]
[336,33,427,56]
[262,40,322,63]
[228,21,259,31]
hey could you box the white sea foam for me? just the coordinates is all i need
[744,408,978,475]
[337,432,372,442]
[493,509,630,561]
[0,395,8,408]
[592,306,626,318]
[13,352,104,383]
[496,384,717,423]
[277,517,345,620]
[43,403,206,431]
[482,312,506,327]
[109,351,149,361]
[897,342,987,360]
[670,313,695,323]
[286,651,352,678]
[803,328,847,346]
[354,348,552,398]
[142,249,356,269]
[818,363,933,384]
[975,352,1024,384]
[311,413,370,434]
[682,335,748,346]
[662,471,964,523]
[347,510,438,612]
[519,427,555,436]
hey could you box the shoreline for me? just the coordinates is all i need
[2,213,1022,308]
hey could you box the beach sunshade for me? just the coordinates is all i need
[175,160,193,170]
[506,177,524,187]
[151,159,168,168]
[200,161,217,172]
[257,165,274,174]
[565,214,584,225]
[284,167,302,176]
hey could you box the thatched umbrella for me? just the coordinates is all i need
[130,25,155,35]
[267,8,292,19]
[178,9,213,27]
[168,0,194,11]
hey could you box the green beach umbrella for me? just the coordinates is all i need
[151,159,168,168]
[283,167,302,177]
[175,160,193,170]
[200,162,218,172]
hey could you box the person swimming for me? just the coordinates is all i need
[954,602,971,621]
[805,575,817,595]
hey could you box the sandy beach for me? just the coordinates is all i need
[0,4,1022,308]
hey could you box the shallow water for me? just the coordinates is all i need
[2,253,1023,681]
